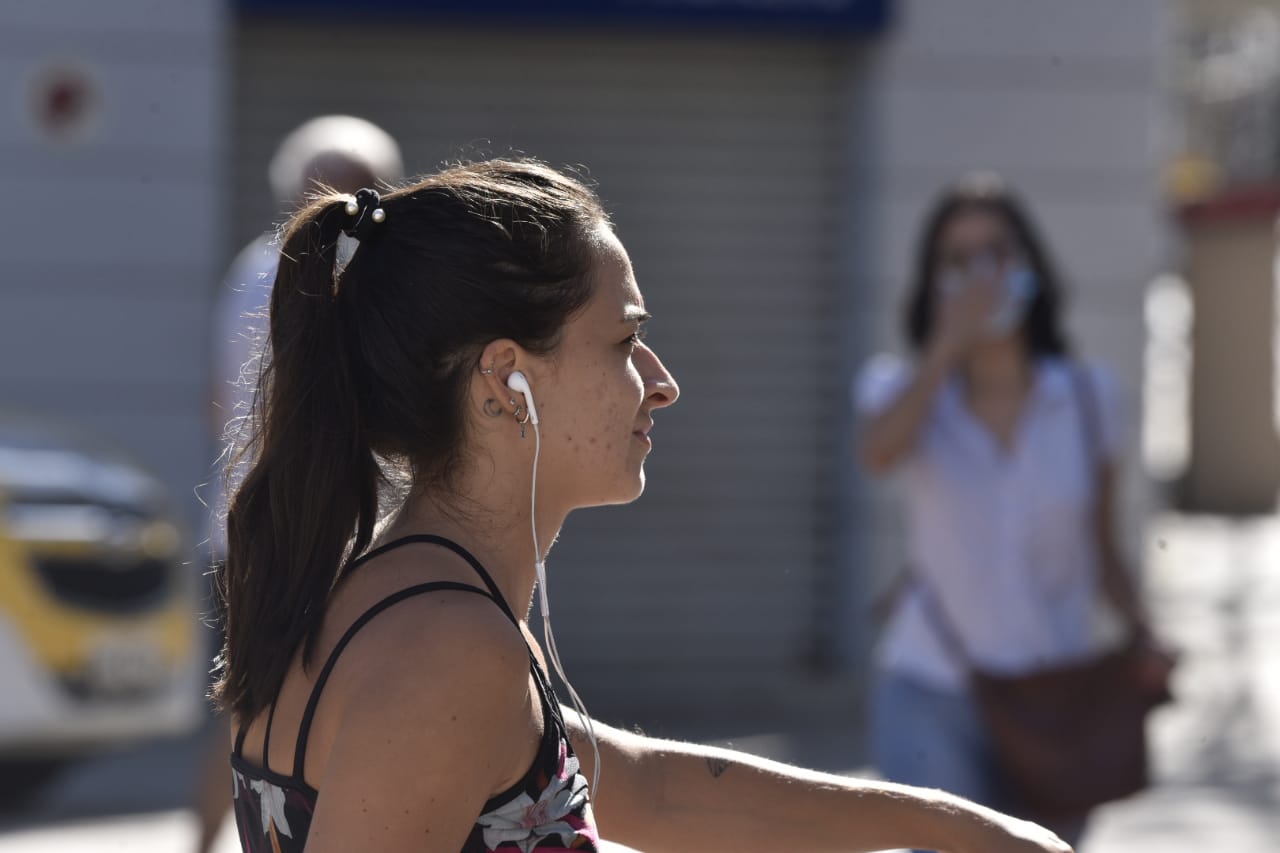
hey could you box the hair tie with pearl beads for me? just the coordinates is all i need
[339,188,386,241]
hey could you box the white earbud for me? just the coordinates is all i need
[506,371,539,425]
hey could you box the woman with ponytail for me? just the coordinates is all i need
[215,159,1072,853]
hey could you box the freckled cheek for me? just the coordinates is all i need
[606,398,622,446]
[552,363,635,457]
[549,397,596,452]
[605,372,633,452]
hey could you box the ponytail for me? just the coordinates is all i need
[213,199,379,720]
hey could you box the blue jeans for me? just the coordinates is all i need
[870,669,1085,851]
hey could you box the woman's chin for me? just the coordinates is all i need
[581,471,647,508]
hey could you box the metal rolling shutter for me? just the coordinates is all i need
[232,21,855,719]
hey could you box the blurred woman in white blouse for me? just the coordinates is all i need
[854,173,1174,850]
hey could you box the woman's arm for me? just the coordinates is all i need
[1092,463,1148,634]
[857,272,1002,475]
[1092,462,1177,698]
[566,712,1070,853]
[857,344,953,474]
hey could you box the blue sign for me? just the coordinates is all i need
[236,0,890,33]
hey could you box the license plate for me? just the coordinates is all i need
[85,637,164,694]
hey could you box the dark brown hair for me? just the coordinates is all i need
[213,160,608,721]
[905,172,1071,358]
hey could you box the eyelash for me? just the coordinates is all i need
[623,327,648,347]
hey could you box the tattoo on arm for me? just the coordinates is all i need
[706,756,730,778]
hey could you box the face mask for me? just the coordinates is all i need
[938,260,1038,335]
[985,264,1037,336]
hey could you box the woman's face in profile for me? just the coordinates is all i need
[532,225,680,510]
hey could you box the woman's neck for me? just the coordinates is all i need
[378,486,567,624]
[961,337,1033,394]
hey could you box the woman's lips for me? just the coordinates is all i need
[633,420,653,447]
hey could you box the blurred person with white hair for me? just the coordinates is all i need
[211,115,405,499]
[194,114,404,853]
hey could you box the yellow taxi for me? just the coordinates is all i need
[0,412,203,796]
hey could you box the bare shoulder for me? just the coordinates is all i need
[320,589,534,766]
[342,585,528,687]
[303,591,533,851]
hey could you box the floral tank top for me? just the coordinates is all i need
[229,534,600,852]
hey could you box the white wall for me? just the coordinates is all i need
[0,0,227,533]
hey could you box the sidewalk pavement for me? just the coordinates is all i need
[1079,514,1280,852]
[712,513,1280,852]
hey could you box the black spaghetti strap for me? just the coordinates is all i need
[291,581,496,782]
[345,534,518,624]
[261,698,281,772]
[233,718,250,757]
[527,650,567,730]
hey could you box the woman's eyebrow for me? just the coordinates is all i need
[622,308,653,323]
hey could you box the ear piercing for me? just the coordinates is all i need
[511,399,530,438]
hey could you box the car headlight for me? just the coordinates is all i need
[3,502,181,560]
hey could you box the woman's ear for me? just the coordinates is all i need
[477,339,519,374]
[474,339,522,408]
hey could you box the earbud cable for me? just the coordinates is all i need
[529,420,601,797]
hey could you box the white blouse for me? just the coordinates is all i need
[855,354,1126,690]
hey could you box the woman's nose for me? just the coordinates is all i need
[640,345,679,409]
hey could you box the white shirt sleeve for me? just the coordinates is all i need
[852,352,913,416]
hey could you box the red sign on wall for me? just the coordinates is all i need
[26,61,101,144]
